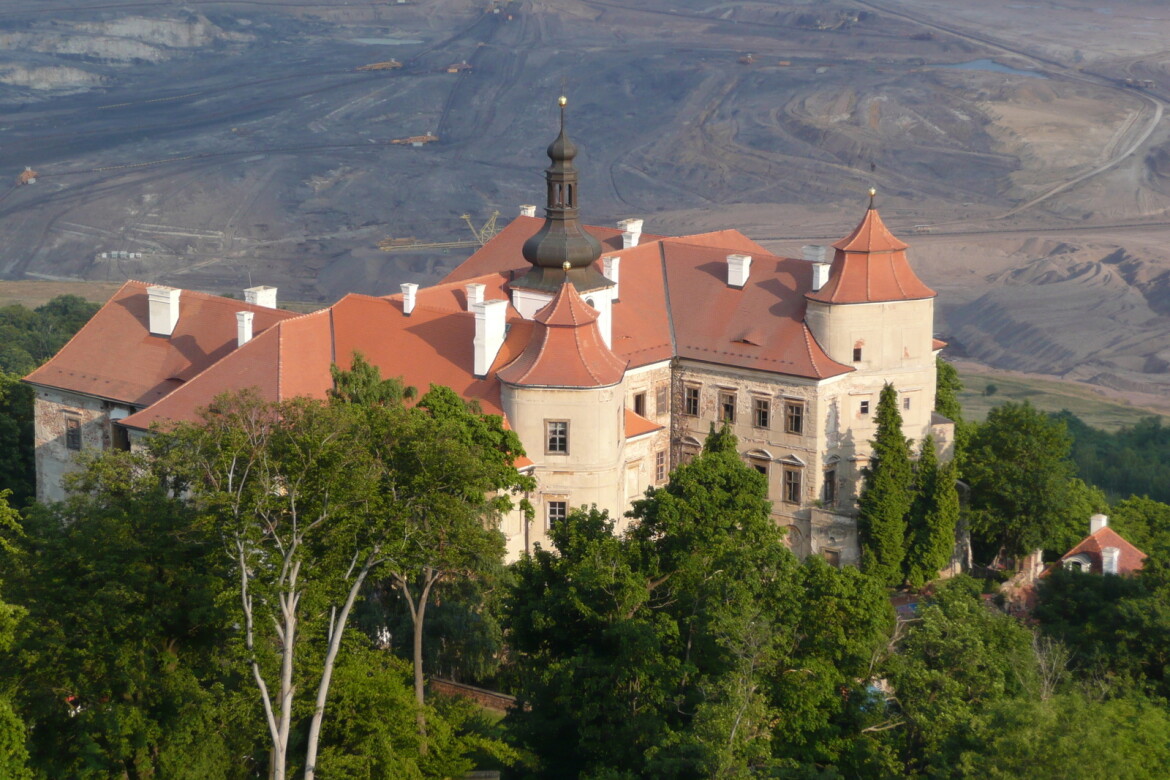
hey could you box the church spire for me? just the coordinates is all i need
[514,96,610,294]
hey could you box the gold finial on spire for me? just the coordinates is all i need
[868,186,877,209]
[558,95,568,107]
[562,260,571,271]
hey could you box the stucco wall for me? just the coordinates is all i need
[32,387,134,503]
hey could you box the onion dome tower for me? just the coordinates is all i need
[512,97,614,303]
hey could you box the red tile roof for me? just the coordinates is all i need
[442,216,660,284]
[1056,526,1146,576]
[625,408,663,439]
[25,280,297,407]
[806,207,935,304]
[122,282,536,430]
[660,240,852,379]
[497,280,627,388]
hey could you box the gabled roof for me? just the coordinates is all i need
[497,279,627,388]
[806,207,935,305]
[25,280,296,407]
[1056,526,1146,576]
[122,277,535,431]
[447,225,852,380]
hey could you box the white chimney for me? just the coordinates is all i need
[401,283,419,315]
[519,204,537,218]
[1090,514,1109,534]
[1102,546,1120,575]
[603,255,620,300]
[473,299,509,377]
[619,218,643,249]
[804,245,831,291]
[236,311,254,347]
[147,285,180,336]
[465,283,485,311]
[727,254,752,288]
[244,285,277,309]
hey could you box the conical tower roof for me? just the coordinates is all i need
[497,273,626,388]
[513,97,612,294]
[806,193,934,304]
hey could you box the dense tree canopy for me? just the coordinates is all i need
[506,427,896,778]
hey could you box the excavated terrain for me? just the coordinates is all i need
[2,0,1170,404]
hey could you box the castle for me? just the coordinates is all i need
[25,100,951,564]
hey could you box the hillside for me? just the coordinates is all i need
[2,0,1170,399]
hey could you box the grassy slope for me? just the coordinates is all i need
[958,370,1166,432]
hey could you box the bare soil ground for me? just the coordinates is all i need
[2,0,1170,408]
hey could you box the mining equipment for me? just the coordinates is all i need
[738,53,755,65]
[378,212,501,253]
[17,167,37,185]
[445,61,472,74]
[391,134,439,147]
[357,60,403,71]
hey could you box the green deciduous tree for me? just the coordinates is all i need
[1,455,246,779]
[886,577,1039,775]
[965,402,1079,562]
[165,383,529,778]
[506,428,895,778]
[859,383,915,587]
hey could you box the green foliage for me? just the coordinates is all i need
[859,384,914,586]
[955,690,1170,779]
[328,351,416,405]
[0,295,99,375]
[1057,412,1170,503]
[1035,565,1170,699]
[887,577,1040,775]
[905,437,960,588]
[1109,495,1170,553]
[934,357,963,424]
[506,432,895,778]
[965,401,1080,561]
[1,455,250,779]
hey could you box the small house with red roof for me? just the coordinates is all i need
[1056,514,1146,576]
[26,100,951,564]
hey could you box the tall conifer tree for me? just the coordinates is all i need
[905,436,960,587]
[859,383,914,587]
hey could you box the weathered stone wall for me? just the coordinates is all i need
[31,387,133,503]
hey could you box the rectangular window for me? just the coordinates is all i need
[547,501,567,529]
[65,417,81,451]
[783,468,802,504]
[633,392,646,417]
[822,549,841,568]
[112,424,130,452]
[655,383,669,415]
[684,386,700,416]
[719,392,736,423]
[853,347,863,362]
[859,400,870,415]
[823,469,837,507]
[903,396,911,411]
[751,459,769,477]
[785,402,804,435]
[546,420,569,454]
[655,450,667,483]
[753,398,770,429]
[680,445,700,466]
